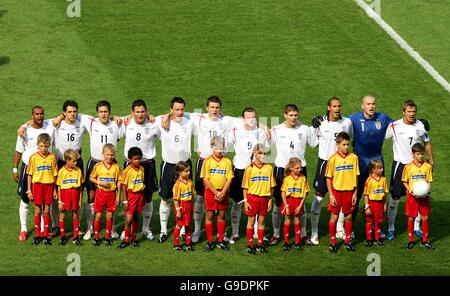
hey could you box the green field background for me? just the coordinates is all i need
[0,0,449,275]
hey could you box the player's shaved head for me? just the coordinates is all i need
[362,95,376,104]
[32,106,44,114]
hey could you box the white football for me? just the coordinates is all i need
[412,180,430,197]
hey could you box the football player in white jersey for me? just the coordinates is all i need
[183,96,236,243]
[13,106,56,242]
[227,107,268,244]
[269,104,315,246]
[155,97,194,243]
[309,97,352,244]
[384,99,433,240]
[121,99,161,241]
[79,100,124,240]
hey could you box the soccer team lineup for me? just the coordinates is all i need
[13,94,435,254]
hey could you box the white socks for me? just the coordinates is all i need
[231,202,242,236]
[414,213,422,231]
[159,199,171,235]
[193,195,205,233]
[19,200,29,232]
[272,205,281,237]
[388,199,400,232]
[77,203,83,223]
[310,195,323,235]
[337,210,345,233]
[86,203,95,231]
[301,211,307,237]
[142,201,153,233]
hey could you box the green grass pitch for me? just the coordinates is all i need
[0,0,449,275]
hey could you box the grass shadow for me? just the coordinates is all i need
[0,56,10,66]
[0,10,8,18]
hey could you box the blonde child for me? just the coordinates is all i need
[363,159,388,247]
[242,144,276,254]
[280,157,310,251]
[89,144,121,246]
[57,149,84,245]
[27,133,58,245]
[173,161,195,251]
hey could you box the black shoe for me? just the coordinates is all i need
[421,241,434,250]
[184,244,195,251]
[256,245,267,253]
[131,240,140,248]
[33,236,42,246]
[119,241,130,249]
[104,238,113,246]
[73,237,82,246]
[375,239,384,246]
[93,238,101,247]
[283,243,291,252]
[406,241,415,250]
[366,240,374,247]
[294,243,303,251]
[205,242,214,252]
[217,241,230,251]
[246,246,256,255]
[328,243,338,253]
[180,234,186,241]
[50,227,59,238]
[43,236,52,246]
[173,245,184,251]
[344,242,354,252]
[301,237,313,246]
[158,233,167,243]
[60,236,68,245]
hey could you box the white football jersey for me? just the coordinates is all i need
[80,115,124,161]
[385,119,430,164]
[156,115,194,164]
[15,120,55,165]
[121,117,161,161]
[227,120,268,169]
[270,123,314,168]
[54,118,86,161]
[312,116,352,160]
[188,113,236,159]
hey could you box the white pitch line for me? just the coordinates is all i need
[354,0,450,95]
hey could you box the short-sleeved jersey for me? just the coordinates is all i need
[402,161,433,189]
[121,165,145,192]
[346,112,392,157]
[16,120,55,165]
[155,116,194,164]
[281,174,310,199]
[325,152,360,191]
[385,119,430,164]
[227,121,268,169]
[54,118,86,161]
[90,162,122,191]
[242,163,276,196]
[188,113,236,159]
[363,175,388,201]
[121,118,160,161]
[311,116,353,160]
[270,123,314,168]
[80,115,124,161]
[57,165,84,189]
[27,152,58,184]
[173,179,195,201]
[200,155,234,189]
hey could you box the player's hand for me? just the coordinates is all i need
[351,192,357,205]
[161,113,172,130]
[176,209,181,219]
[311,115,323,128]
[58,202,64,211]
[112,116,123,127]
[147,114,155,123]
[17,126,26,137]
[12,173,19,183]
[115,198,120,205]
[53,191,58,200]
[283,206,290,216]
[28,192,33,201]
[294,206,301,215]
[124,203,129,211]
[244,201,252,212]
[365,208,372,216]
[383,204,387,213]
[267,199,273,212]
[330,195,336,207]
